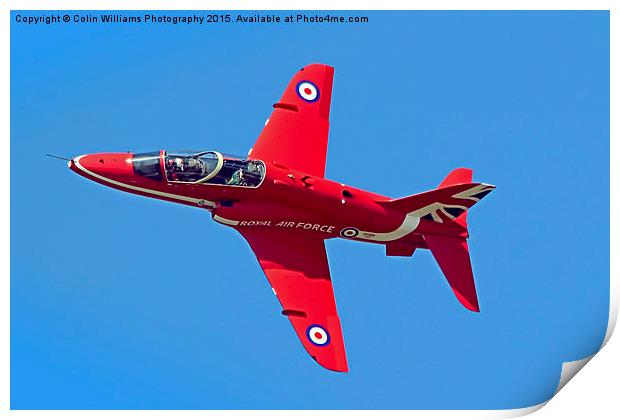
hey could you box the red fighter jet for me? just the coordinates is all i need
[68,64,494,372]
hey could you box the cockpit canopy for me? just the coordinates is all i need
[132,150,265,187]
[165,151,221,183]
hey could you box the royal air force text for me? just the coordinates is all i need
[238,220,336,233]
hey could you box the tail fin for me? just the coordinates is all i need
[377,177,495,227]
[425,235,480,312]
[438,167,473,188]
[438,168,473,228]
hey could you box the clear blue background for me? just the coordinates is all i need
[11,11,609,409]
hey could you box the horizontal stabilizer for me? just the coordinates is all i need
[425,235,480,312]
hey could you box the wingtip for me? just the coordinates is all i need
[300,63,334,72]
[311,354,349,373]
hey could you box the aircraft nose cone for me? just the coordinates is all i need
[70,152,134,182]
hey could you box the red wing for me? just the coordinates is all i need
[237,228,348,372]
[248,64,334,177]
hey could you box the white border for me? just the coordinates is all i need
[3,1,615,417]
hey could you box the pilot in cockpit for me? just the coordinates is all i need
[168,157,184,170]
[167,156,208,182]
[166,157,184,181]
[227,168,244,185]
[185,157,202,172]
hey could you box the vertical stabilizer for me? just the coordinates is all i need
[437,168,473,229]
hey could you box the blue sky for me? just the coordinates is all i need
[11,11,609,409]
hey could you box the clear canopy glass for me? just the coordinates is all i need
[165,151,221,183]
[163,151,265,187]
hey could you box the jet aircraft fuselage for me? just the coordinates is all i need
[69,150,470,246]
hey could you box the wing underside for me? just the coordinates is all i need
[237,228,348,372]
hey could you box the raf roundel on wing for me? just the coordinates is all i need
[307,325,330,346]
[296,81,320,102]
